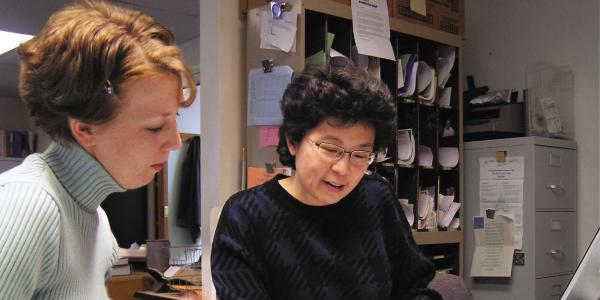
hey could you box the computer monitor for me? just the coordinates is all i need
[561,227,600,299]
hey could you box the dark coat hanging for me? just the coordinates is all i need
[176,136,201,242]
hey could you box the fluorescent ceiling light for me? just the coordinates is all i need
[0,30,34,55]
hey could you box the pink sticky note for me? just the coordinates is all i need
[259,126,280,148]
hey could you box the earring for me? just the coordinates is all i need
[104,80,114,95]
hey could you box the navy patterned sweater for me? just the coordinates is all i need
[211,174,441,300]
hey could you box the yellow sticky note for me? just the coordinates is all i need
[410,0,427,16]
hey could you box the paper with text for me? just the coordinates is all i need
[259,0,300,52]
[470,215,515,277]
[479,156,524,249]
[247,66,293,126]
[351,0,395,61]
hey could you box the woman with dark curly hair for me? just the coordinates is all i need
[212,57,441,300]
[0,1,195,298]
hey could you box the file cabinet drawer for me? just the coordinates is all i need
[535,212,576,277]
[535,147,576,210]
[535,274,571,300]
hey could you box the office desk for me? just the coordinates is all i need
[134,289,202,299]
[107,272,155,300]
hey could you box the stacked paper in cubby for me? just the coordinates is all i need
[398,198,414,227]
[396,129,415,165]
[438,147,459,168]
[375,147,390,163]
[418,188,437,230]
[418,145,433,167]
[437,86,452,108]
[397,54,417,97]
[436,46,455,108]
[437,194,461,229]
[416,61,437,104]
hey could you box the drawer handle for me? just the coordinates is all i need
[546,249,563,257]
[546,184,564,192]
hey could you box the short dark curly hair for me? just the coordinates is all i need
[277,57,396,168]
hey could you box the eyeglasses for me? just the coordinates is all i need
[305,137,375,166]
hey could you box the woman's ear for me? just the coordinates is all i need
[68,118,96,150]
[285,136,297,156]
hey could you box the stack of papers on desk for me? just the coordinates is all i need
[118,243,146,259]
[397,54,417,97]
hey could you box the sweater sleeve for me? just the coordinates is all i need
[377,182,442,300]
[0,182,60,299]
[211,195,271,300]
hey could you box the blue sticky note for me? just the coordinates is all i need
[473,217,484,229]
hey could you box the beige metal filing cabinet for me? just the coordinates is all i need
[463,137,576,300]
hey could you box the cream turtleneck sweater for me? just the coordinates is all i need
[0,142,125,299]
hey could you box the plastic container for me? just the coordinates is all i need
[525,63,574,140]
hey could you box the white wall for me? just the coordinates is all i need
[465,0,600,258]
[200,1,246,298]
[179,37,201,73]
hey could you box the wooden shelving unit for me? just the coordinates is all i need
[244,0,464,276]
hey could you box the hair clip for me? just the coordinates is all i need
[104,80,114,95]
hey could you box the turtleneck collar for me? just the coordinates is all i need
[41,142,125,213]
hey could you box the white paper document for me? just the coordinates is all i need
[479,156,524,249]
[351,0,395,61]
[437,86,452,108]
[398,54,417,97]
[398,198,414,227]
[416,61,433,93]
[438,147,459,168]
[259,0,300,52]
[397,129,415,165]
[436,45,455,88]
[418,145,433,167]
[247,66,293,126]
[470,215,515,277]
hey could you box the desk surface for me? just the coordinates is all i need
[134,289,202,300]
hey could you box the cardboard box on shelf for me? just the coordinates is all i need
[392,0,464,37]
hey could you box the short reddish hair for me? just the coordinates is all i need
[18,0,196,144]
